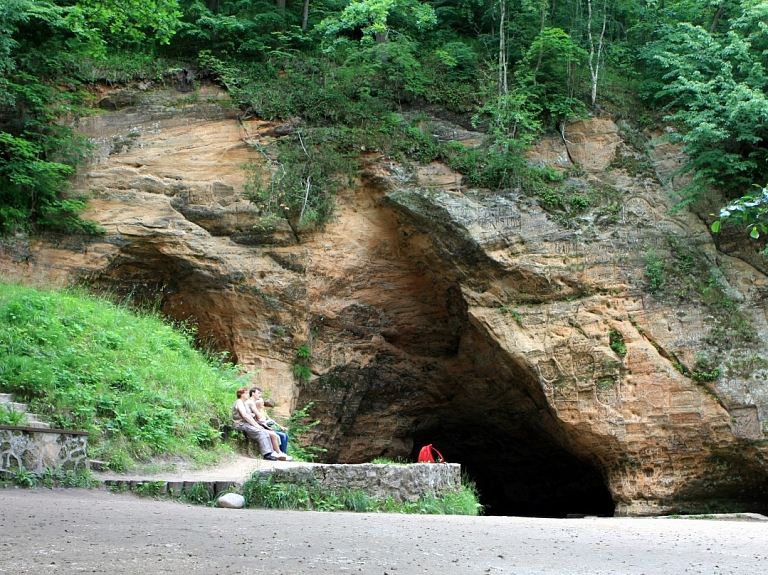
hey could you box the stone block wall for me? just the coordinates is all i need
[0,426,89,475]
[254,463,462,503]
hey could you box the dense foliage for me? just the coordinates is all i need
[0,282,241,470]
[0,0,183,233]
[640,5,768,211]
[1,0,766,231]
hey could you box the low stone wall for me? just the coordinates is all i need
[253,463,462,503]
[0,426,89,475]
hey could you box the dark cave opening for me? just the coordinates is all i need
[410,425,615,518]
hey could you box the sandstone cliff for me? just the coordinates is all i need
[2,84,766,516]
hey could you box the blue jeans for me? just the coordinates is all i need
[271,429,289,454]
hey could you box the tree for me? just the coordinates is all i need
[641,15,768,208]
[586,0,608,108]
[516,26,588,125]
[302,0,310,31]
[0,0,25,105]
[73,0,183,48]
[316,0,436,47]
[0,1,109,233]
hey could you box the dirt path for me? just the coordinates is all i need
[2,488,767,574]
[92,453,313,484]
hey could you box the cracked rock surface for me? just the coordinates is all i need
[2,85,768,516]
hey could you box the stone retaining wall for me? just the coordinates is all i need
[0,426,89,475]
[254,463,462,503]
[102,463,463,504]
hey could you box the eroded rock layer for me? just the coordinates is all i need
[2,85,767,516]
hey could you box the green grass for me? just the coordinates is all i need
[0,282,244,471]
[370,457,408,465]
[240,473,483,515]
[0,466,99,489]
[0,404,28,425]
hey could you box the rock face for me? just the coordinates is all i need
[2,85,767,516]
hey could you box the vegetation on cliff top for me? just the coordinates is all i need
[0,0,767,237]
[0,282,239,471]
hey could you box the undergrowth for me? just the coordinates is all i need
[103,470,482,516]
[207,54,599,233]
[0,466,99,489]
[0,282,245,471]
[283,402,325,462]
[240,473,483,515]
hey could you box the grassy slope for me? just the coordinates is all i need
[0,282,241,471]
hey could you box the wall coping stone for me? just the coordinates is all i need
[0,425,89,436]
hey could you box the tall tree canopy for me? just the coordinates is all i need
[1,0,767,237]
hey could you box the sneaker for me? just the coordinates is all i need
[283,455,293,462]
[264,453,279,461]
[275,452,288,461]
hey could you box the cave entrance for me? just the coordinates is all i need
[410,424,615,518]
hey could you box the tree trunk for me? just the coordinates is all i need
[587,0,608,108]
[534,0,547,78]
[709,3,725,33]
[498,0,508,95]
[302,0,310,31]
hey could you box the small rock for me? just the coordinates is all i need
[217,493,245,509]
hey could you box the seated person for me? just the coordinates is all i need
[246,387,292,461]
[232,387,286,461]
[259,397,290,456]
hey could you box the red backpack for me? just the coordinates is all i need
[417,444,445,463]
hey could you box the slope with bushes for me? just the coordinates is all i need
[0,282,241,471]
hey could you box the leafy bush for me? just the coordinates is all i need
[0,465,94,490]
[609,329,627,357]
[292,362,313,382]
[284,401,325,462]
[243,475,311,510]
[245,129,357,232]
[10,466,38,487]
[640,19,768,209]
[644,249,666,294]
[691,353,722,383]
[180,482,214,505]
[135,480,167,498]
[296,344,311,359]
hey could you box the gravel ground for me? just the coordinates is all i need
[1,488,767,575]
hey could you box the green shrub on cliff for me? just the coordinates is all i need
[0,282,242,470]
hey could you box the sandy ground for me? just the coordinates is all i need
[1,488,767,575]
[91,453,313,484]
